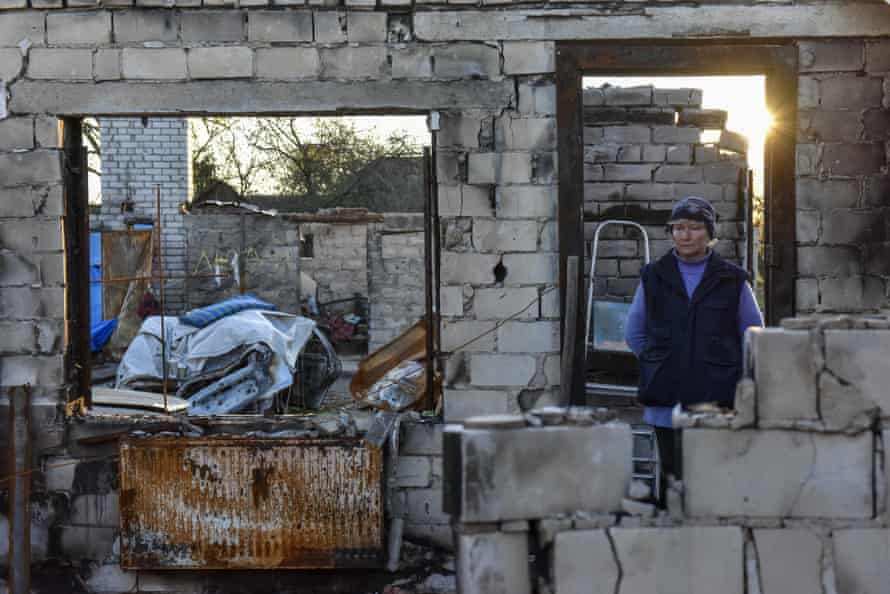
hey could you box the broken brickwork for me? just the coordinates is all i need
[448,317,890,594]
[0,2,889,593]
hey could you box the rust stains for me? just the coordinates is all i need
[119,437,384,570]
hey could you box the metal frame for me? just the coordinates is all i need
[557,42,798,404]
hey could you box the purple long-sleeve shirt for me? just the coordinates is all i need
[625,250,764,428]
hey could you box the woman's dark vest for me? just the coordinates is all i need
[637,251,748,408]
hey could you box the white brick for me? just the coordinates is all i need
[684,429,873,519]
[439,185,492,217]
[754,529,822,594]
[468,152,532,184]
[440,286,464,316]
[248,10,313,42]
[443,389,510,422]
[394,455,432,488]
[320,46,388,79]
[0,49,22,82]
[611,527,744,594]
[47,11,112,45]
[469,353,536,386]
[553,530,618,594]
[497,320,558,353]
[496,185,556,219]
[441,319,496,352]
[502,41,554,75]
[29,49,93,80]
[188,47,253,79]
[824,330,890,418]
[749,328,818,422]
[497,117,556,151]
[122,48,187,80]
[474,287,538,320]
[833,529,890,594]
[457,531,531,594]
[502,253,557,284]
[440,252,500,284]
[472,219,537,252]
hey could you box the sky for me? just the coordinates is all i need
[583,75,771,195]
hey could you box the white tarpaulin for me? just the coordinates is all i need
[116,310,317,411]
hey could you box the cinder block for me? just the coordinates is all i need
[43,455,78,491]
[256,48,320,80]
[0,321,37,353]
[496,117,555,151]
[472,219,537,253]
[395,455,432,488]
[797,246,861,277]
[457,530,531,594]
[442,320,496,352]
[798,40,864,73]
[824,330,890,418]
[57,525,117,562]
[799,110,863,143]
[404,479,449,524]
[346,12,386,42]
[832,529,890,594]
[819,276,885,312]
[0,151,62,186]
[821,209,884,245]
[29,49,93,80]
[113,10,178,43]
[391,47,433,79]
[502,41,554,75]
[469,353,536,387]
[443,389,510,422]
[497,320,558,353]
[866,40,890,73]
[181,11,244,42]
[552,530,617,594]
[604,86,651,106]
[684,429,873,518]
[70,493,120,527]
[314,11,346,43]
[0,12,45,47]
[1,355,64,387]
[749,328,818,422]
[94,49,121,81]
[654,165,702,183]
[603,164,654,182]
[0,117,33,151]
[85,564,138,594]
[754,529,822,594]
[654,88,702,107]
[188,47,253,79]
[821,76,884,110]
[652,126,701,144]
[0,219,63,253]
[797,178,861,211]
[47,11,111,45]
[473,287,538,320]
[248,10,312,41]
[401,421,442,455]
[0,48,22,82]
[320,46,388,79]
[433,44,500,79]
[444,423,631,521]
[467,152,532,185]
[611,527,744,594]
[122,48,187,80]
[502,253,557,284]
[440,252,500,284]
[518,81,556,115]
[496,185,556,219]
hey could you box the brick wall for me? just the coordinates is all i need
[582,85,748,300]
[300,221,369,307]
[448,317,890,594]
[94,117,190,313]
[1,2,889,592]
[367,213,426,351]
[183,210,301,312]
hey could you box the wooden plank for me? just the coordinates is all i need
[559,256,579,407]
[556,45,588,406]
[8,386,31,594]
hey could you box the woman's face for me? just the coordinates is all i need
[671,218,711,260]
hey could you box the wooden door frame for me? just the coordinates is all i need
[556,42,798,404]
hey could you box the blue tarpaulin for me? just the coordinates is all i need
[90,318,118,352]
[180,295,276,328]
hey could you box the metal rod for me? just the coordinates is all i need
[430,131,442,384]
[422,147,435,411]
[90,272,229,284]
[155,185,169,413]
[8,385,31,594]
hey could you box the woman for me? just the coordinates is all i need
[624,196,763,484]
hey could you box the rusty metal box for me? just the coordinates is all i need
[119,437,384,569]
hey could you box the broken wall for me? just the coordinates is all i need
[0,1,889,592]
[183,209,301,312]
[448,317,890,594]
[94,117,191,312]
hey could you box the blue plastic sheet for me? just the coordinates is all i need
[180,295,276,328]
[91,318,118,352]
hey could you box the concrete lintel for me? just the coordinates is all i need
[414,4,890,41]
[8,80,515,116]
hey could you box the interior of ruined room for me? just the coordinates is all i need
[2,10,890,592]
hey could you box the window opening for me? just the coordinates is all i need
[74,115,437,417]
